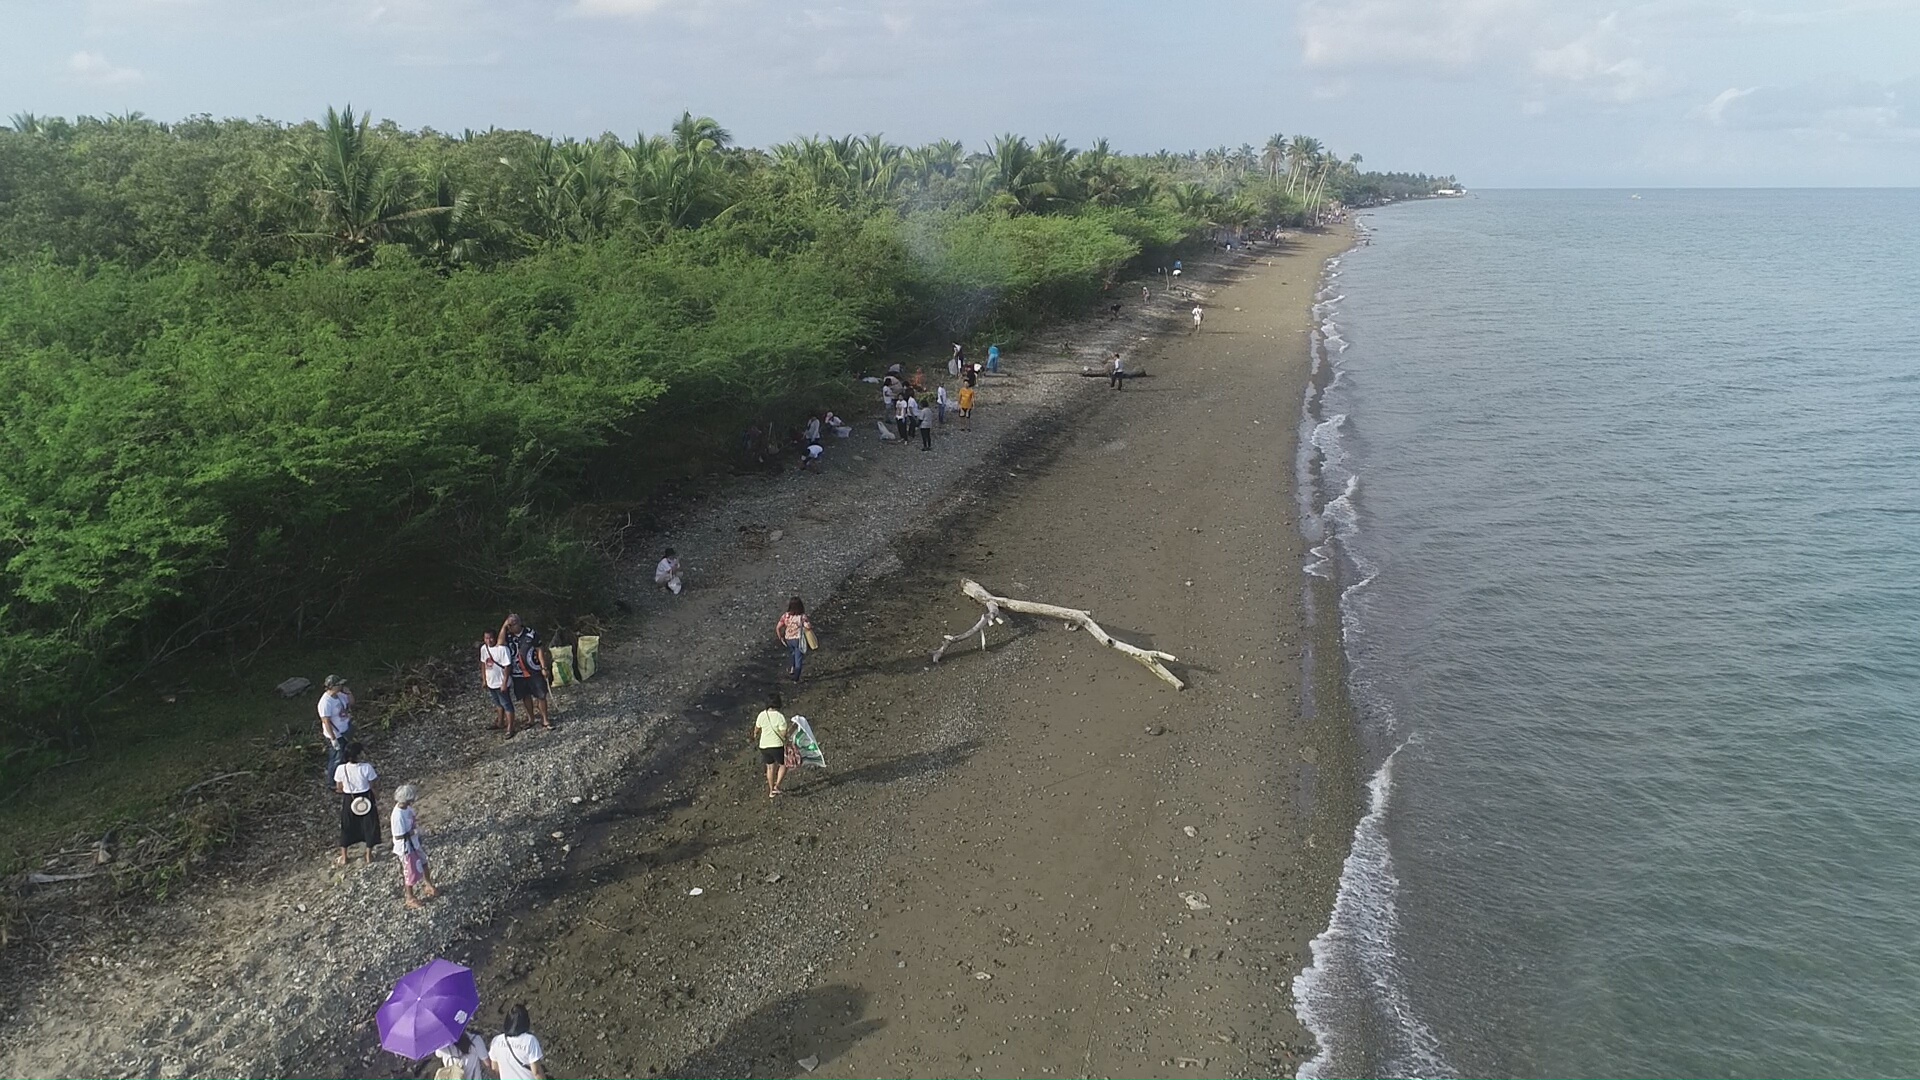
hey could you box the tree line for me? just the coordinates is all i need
[0,106,1454,754]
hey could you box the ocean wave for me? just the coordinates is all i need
[1294,744,1454,1080]
[1312,414,1349,465]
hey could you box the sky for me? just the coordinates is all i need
[3,0,1918,186]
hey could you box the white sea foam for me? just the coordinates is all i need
[1294,743,1452,1079]
[1311,414,1349,466]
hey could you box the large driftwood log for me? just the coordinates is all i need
[932,579,1185,690]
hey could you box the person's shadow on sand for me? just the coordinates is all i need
[666,984,885,1079]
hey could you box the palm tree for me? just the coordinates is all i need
[1262,134,1286,181]
[984,133,1056,213]
[1285,135,1323,195]
[299,105,451,261]
[623,119,737,235]
[669,112,732,157]
[5,111,40,134]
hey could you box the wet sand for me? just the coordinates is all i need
[465,228,1358,1080]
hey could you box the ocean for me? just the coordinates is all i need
[1291,189,1920,1078]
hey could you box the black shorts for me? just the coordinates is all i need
[512,673,549,701]
[760,745,786,765]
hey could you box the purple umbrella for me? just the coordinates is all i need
[377,958,480,1060]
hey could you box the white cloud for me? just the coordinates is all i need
[1527,15,1666,102]
[573,0,703,14]
[1298,0,1668,102]
[1298,0,1535,72]
[1699,78,1919,142]
[1702,85,1758,123]
[66,50,142,85]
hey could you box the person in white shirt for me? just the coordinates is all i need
[1108,351,1126,390]
[654,547,683,596]
[823,410,849,437]
[804,415,822,443]
[480,631,515,734]
[1191,305,1204,332]
[434,1031,487,1080]
[892,395,911,445]
[390,783,438,909]
[935,385,950,425]
[332,742,379,867]
[490,1005,546,1080]
[318,675,353,780]
[917,400,934,450]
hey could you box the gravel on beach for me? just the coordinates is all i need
[0,239,1355,1080]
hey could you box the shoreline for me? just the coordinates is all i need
[0,236,1350,1079]
[429,228,1359,1078]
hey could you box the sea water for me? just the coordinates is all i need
[1292,189,1920,1078]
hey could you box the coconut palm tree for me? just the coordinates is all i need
[1285,135,1323,195]
[1262,134,1286,181]
[298,105,450,261]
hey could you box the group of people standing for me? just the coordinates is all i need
[317,675,440,909]
[881,349,979,451]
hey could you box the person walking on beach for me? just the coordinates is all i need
[957,383,974,428]
[775,597,814,683]
[1191,304,1204,333]
[986,344,1001,373]
[500,614,553,732]
[318,675,353,781]
[1108,351,1126,390]
[755,692,792,799]
[332,741,379,867]
[480,631,514,734]
[489,1004,547,1080]
[918,397,934,450]
[935,384,949,426]
[654,548,684,595]
[951,342,965,376]
[390,783,438,909]
[904,391,922,446]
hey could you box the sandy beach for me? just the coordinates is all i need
[447,230,1358,1079]
[0,229,1353,1080]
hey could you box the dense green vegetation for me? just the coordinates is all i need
[0,108,1454,759]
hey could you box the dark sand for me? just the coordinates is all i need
[470,229,1359,1079]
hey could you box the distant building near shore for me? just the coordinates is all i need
[1436,188,1464,196]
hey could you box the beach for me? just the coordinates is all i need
[0,228,1354,1079]
[446,228,1358,1079]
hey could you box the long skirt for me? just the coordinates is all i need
[340,792,382,850]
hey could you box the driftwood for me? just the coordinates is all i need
[24,870,101,885]
[1078,367,1148,379]
[932,579,1185,690]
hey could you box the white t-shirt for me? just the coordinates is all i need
[936,386,949,406]
[436,1041,488,1080]
[334,761,377,794]
[654,557,679,584]
[804,418,822,441]
[1192,306,1204,321]
[391,805,418,857]
[481,644,511,690]
[805,443,825,460]
[490,1032,544,1080]
[319,691,351,739]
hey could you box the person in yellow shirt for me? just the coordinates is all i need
[957,384,975,429]
[753,692,792,799]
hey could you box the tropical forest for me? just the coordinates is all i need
[0,106,1451,769]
